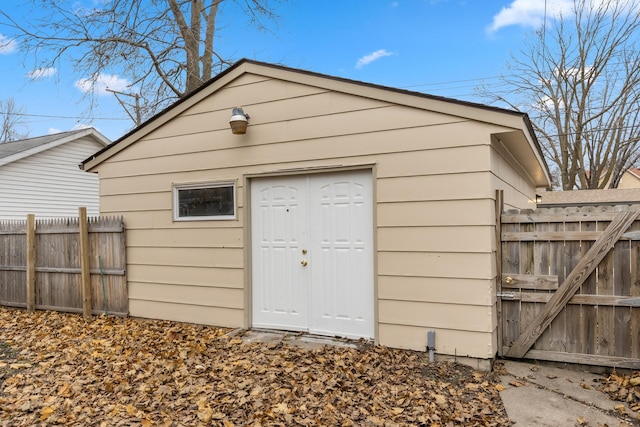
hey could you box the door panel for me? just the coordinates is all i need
[251,178,308,330]
[251,171,374,339]
[309,171,374,338]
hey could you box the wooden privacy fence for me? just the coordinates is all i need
[0,208,127,317]
[497,201,640,369]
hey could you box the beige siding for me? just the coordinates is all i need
[127,265,242,288]
[129,299,243,327]
[379,323,494,358]
[379,300,495,332]
[378,276,495,306]
[378,252,495,279]
[94,72,539,362]
[377,226,493,253]
[490,138,538,210]
[377,199,495,227]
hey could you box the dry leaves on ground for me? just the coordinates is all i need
[0,308,510,426]
[599,372,640,414]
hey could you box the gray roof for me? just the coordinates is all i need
[539,188,640,206]
[0,129,109,161]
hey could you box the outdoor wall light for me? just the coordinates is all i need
[229,107,250,135]
[535,194,542,203]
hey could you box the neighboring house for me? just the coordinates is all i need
[618,167,640,189]
[538,187,640,207]
[82,59,551,369]
[0,128,110,220]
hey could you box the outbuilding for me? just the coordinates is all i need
[82,59,550,369]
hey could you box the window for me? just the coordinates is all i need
[173,182,236,221]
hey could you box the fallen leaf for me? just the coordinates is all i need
[433,394,447,406]
[0,307,513,426]
[495,384,506,391]
[40,406,54,421]
[273,402,289,414]
[198,408,213,422]
[9,363,32,369]
[57,383,71,397]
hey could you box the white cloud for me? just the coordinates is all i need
[0,34,17,54]
[487,0,574,33]
[26,67,57,80]
[355,49,394,70]
[48,127,62,134]
[75,73,130,95]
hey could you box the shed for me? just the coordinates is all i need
[82,59,551,369]
[0,128,110,220]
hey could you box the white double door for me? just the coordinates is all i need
[251,170,374,339]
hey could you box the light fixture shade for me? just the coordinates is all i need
[229,107,250,135]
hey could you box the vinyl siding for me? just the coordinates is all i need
[94,72,538,360]
[0,137,104,220]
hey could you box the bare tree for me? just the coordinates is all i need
[0,98,28,143]
[479,0,640,190]
[0,0,284,122]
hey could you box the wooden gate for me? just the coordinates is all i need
[498,203,640,369]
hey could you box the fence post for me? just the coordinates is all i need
[79,207,92,319]
[495,190,504,357]
[26,214,35,311]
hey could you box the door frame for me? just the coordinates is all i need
[243,164,379,342]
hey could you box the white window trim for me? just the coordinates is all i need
[172,181,236,221]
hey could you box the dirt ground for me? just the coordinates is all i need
[0,307,510,426]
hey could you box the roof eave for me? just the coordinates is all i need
[1,127,109,168]
[81,59,551,182]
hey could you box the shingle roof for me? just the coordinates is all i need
[0,130,80,160]
[0,128,110,167]
[539,188,640,206]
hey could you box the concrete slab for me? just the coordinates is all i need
[499,360,638,426]
[240,329,358,350]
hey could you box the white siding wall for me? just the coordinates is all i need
[0,137,104,220]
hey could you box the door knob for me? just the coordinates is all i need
[300,259,308,266]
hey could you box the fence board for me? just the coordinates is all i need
[0,220,26,307]
[0,213,127,316]
[533,215,553,351]
[545,207,566,352]
[519,211,539,351]
[502,215,520,348]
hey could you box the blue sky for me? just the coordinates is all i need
[0,0,561,141]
